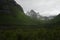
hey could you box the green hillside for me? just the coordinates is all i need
[0,0,39,26]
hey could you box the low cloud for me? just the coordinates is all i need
[15,0,60,16]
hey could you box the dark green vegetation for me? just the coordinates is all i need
[0,0,60,40]
[0,27,60,40]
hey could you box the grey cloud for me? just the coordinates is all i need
[15,0,60,16]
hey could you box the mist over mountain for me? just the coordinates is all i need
[26,10,55,20]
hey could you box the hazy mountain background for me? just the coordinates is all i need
[26,10,56,20]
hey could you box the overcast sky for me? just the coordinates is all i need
[15,0,60,16]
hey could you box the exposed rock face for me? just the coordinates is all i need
[0,0,23,16]
[26,10,38,19]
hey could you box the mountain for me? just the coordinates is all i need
[46,14,60,27]
[0,0,24,25]
[0,0,23,15]
[0,0,38,26]
[51,14,60,25]
[26,10,55,20]
[26,10,38,19]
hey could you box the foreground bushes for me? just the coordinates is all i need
[0,27,60,40]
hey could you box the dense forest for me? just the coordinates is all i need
[0,0,60,40]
